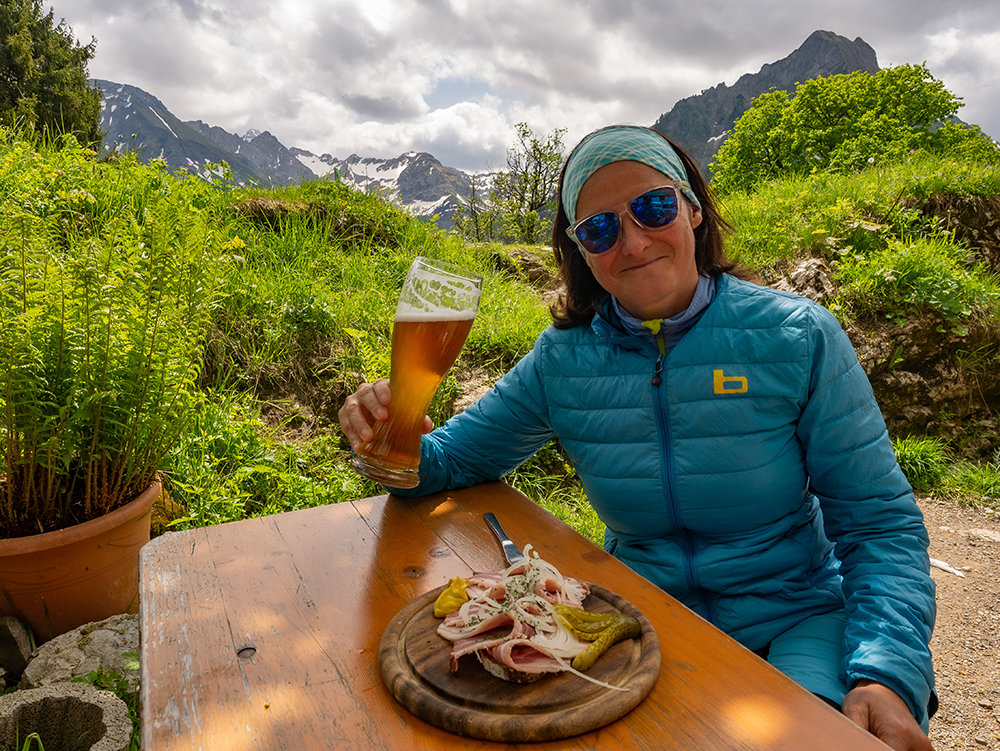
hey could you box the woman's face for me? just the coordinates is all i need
[574,160,702,321]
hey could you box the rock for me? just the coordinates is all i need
[772,258,837,304]
[0,683,130,751]
[19,614,139,696]
[0,616,32,678]
[487,246,557,291]
[968,529,1000,544]
[843,311,1000,461]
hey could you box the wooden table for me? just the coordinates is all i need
[139,481,889,750]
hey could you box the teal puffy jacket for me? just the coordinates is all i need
[400,274,935,723]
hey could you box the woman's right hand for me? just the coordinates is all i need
[337,379,433,452]
[338,379,393,453]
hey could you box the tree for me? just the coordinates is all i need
[494,122,566,244]
[0,0,103,146]
[485,122,565,245]
[452,123,565,245]
[452,170,498,243]
[710,64,1000,194]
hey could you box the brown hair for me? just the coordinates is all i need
[550,130,740,329]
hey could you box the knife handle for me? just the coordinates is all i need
[483,513,524,562]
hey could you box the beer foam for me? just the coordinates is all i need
[396,267,480,319]
[395,305,476,322]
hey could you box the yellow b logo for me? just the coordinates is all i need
[714,369,748,394]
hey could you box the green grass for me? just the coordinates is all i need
[3,126,999,549]
[941,454,1000,508]
[893,435,950,491]
[722,154,1000,330]
[832,235,999,332]
[3,734,45,751]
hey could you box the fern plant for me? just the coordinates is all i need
[0,131,223,538]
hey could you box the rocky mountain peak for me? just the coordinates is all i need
[652,30,879,173]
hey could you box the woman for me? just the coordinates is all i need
[339,125,936,751]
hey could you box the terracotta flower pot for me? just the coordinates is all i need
[0,481,160,643]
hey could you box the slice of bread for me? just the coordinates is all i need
[476,651,558,683]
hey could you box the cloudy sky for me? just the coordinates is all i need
[62,0,1000,172]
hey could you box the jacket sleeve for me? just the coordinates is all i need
[389,339,556,496]
[795,304,936,727]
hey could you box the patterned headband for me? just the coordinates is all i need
[561,125,700,222]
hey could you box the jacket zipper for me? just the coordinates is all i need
[650,335,718,626]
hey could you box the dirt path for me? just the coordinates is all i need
[920,495,1000,749]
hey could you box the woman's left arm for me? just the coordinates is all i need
[795,305,936,731]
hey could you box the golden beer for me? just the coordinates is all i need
[352,257,481,487]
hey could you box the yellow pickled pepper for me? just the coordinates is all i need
[433,576,470,617]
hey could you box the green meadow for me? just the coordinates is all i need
[2,130,998,550]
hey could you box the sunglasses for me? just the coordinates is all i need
[566,185,680,255]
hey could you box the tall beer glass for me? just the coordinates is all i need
[352,256,482,488]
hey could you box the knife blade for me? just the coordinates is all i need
[483,513,525,564]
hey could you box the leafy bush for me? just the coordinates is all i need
[832,236,998,332]
[0,131,223,537]
[711,64,1000,194]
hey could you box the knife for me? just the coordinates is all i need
[483,513,525,564]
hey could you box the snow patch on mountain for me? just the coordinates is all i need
[93,78,473,228]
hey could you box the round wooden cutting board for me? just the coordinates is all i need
[378,584,661,743]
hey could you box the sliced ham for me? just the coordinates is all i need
[436,545,590,679]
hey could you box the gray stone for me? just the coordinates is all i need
[969,528,1000,544]
[19,614,139,697]
[0,683,131,751]
[0,616,32,677]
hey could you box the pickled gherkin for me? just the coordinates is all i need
[553,604,642,670]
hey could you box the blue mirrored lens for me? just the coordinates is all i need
[572,186,681,254]
[575,212,620,254]
[631,187,678,228]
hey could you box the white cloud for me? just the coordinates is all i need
[60,0,1000,170]
[923,29,1000,131]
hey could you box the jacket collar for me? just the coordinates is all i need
[591,273,727,350]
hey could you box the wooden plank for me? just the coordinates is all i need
[267,498,480,749]
[140,528,266,750]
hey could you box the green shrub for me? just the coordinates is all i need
[164,391,382,528]
[832,236,999,332]
[892,436,950,491]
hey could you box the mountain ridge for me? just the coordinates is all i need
[93,31,886,227]
[95,77,471,227]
